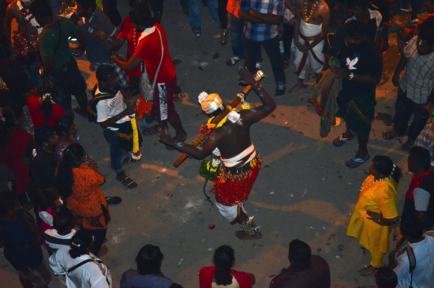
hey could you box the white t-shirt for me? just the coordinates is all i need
[394,235,434,288]
[414,188,432,211]
[95,90,130,131]
[49,247,112,288]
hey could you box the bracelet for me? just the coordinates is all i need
[253,83,261,90]
[174,140,184,148]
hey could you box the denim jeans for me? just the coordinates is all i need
[217,0,228,29]
[229,14,262,61]
[103,129,129,173]
[393,88,430,142]
[244,36,285,85]
[189,0,219,28]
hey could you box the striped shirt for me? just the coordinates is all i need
[44,229,76,253]
[400,37,434,104]
[240,0,284,42]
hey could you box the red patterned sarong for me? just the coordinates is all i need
[212,154,261,206]
[12,30,39,58]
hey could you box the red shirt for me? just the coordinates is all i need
[117,16,141,80]
[406,170,432,199]
[27,95,65,127]
[199,266,253,288]
[134,23,176,83]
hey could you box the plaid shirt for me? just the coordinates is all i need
[240,0,284,42]
[415,118,434,163]
[400,37,434,104]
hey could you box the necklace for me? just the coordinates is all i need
[359,175,391,193]
[17,0,42,34]
[303,0,319,22]
[132,29,138,48]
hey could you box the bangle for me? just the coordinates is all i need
[174,140,184,148]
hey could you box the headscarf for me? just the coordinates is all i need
[198,92,224,114]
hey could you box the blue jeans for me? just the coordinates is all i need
[229,14,262,61]
[103,129,129,173]
[244,36,285,85]
[189,0,219,28]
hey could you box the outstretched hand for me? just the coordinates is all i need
[238,66,256,87]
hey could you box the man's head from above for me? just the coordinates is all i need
[408,146,431,174]
[96,65,118,92]
[129,1,155,33]
[136,244,164,275]
[75,0,96,19]
[28,0,53,26]
[288,239,312,271]
[53,209,76,234]
[350,0,369,19]
[375,267,397,288]
[198,92,225,117]
[417,19,434,55]
[400,218,424,241]
[345,20,366,47]
[35,124,58,147]
[0,191,19,218]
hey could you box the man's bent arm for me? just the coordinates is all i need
[242,82,277,124]
[393,55,408,79]
[112,54,142,73]
[238,10,262,23]
[250,10,282,25]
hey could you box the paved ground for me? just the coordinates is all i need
[0,1,430,287]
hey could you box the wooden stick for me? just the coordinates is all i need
[173,71,264,168]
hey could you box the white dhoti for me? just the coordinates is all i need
[294,20,325,80]
[215,202,247,223]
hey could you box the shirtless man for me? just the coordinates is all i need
[289,0,330,94]
[159,67,276,240]
[4,0,41,62]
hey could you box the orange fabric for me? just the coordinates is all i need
[67,166,110,230]
[135,95,152,120]
[227,0,241,18]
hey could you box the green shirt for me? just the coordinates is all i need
[39,18,78,72]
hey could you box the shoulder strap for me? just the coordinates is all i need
[67,259,94,273]
[405,245,417,273]
[151,27,164,89]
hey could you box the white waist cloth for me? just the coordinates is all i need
[300,20,322,37]
[216,202,247,222]
[221,144,256,168]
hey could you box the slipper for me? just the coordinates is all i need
[105,196,122,205]
[346,154,370,168]
[142,125,159,136]
[382,129,403,140]
[123,155,141,165]
[401,141,414,151]
[118,175,137,189]
[332,134,355,147]
[227,56,240,66]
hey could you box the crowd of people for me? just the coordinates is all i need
[0,0,434,286]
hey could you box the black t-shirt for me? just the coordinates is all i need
[0,58,33,107]
[337,40,382,102]
[24,141,57,189]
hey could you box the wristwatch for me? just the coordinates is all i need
[349,73,355,80]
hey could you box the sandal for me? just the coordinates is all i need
[382,129,402,140]
[123,154,141,165]
[142,125,159,136]
[332,134,355,147]
[118,175,137,189]
[401,141,414,151]
[227,56,240,66]
[283,56,290,69]
[346,154,370,168]
[105,196,122,205]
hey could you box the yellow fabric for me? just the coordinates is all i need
[370,250,384,268]
[96,0,103,10]
[346,175,399,254]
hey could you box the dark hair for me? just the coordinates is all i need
[345,20,366,40]
[29,0,53,19]
[57,143,85,198]
[34,125,55,146]
[289,239,312,270]
[96,65,115,83]
[372,155,402,183]
[376,266,398,288]
[75,0,96,11]
[0,35,11,59]
[0,107,16,147]
[418,18,434,45]
[53,209,75,232]
[350,0,370,9]
[0,191,18,217]
[55,115,75,136]
[401,218,424,239]
[129,2,154,28]
[37,188,58,212]
[213,245,235,286]
[37,78,58,124]
[136,244,164,275]
[69,230,93,258]
[409,146,431,171]
[9,104,24,121]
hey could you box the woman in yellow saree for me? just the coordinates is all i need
[346,155,401,276]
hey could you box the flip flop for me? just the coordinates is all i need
[226,56,240,66]
[142,125,159,136]
[105,196,122,205]
[122,155,141,165]
[346,154,370,168]
[332,134,355,147]
[118,175,137,189]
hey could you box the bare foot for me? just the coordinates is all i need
[288,82,306,94]
[235,231,263,240]
[358,265,378,277]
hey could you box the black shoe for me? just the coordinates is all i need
[275,85,286,98]
[192,27,201,37]
[105,196,122,205]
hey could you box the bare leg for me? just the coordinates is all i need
[288,78,306,94]
[234,208,262,240]
[355,134,369,159]
[167,112,187,141]
[73,91,89,117]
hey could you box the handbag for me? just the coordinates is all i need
[139,27,164,102]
